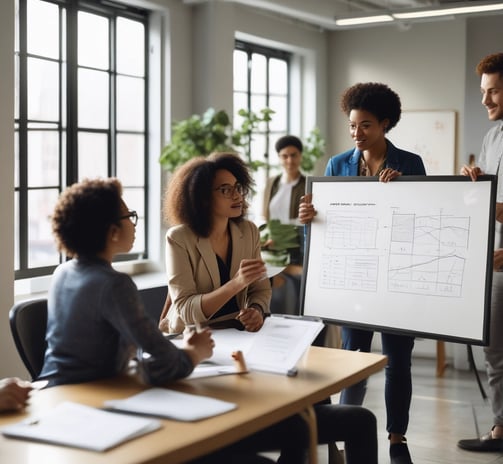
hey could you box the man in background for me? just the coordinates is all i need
[458,51,503,452]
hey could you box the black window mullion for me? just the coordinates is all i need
[66,0,78,184]
[143,22,149,257]
[109,14,116,176]
[17,0,29,272]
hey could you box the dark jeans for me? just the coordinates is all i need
[191,403,378,464]
[340,327,414,435]
[316,403,378,464]
[189,414,308,464]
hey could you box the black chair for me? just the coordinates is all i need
[9,298,48,380]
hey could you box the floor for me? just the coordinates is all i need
[264,355,503,463]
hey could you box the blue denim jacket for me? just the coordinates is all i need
[325,139,426,177]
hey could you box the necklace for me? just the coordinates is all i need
[360,154,387,177]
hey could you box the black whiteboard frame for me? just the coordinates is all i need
[300,175,497,345]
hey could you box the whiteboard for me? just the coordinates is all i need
[388,110,456,175]
[300,176,496,344]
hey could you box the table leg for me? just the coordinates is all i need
[436,341,446,377]
[299,405,318,464]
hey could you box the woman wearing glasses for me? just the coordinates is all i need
[161,152,270,334]
[161,153,379,464]
[38,178,214,388]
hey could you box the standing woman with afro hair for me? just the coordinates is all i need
[299,82,426,464]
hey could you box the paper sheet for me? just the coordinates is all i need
[104,388,237,421]
[1,401,161,451]
[173,315,324,377]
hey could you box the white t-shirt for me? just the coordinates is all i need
[268,174,301,224]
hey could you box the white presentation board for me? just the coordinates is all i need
[300,176,496,344]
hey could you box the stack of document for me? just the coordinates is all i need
[177,314,325,377]
[1,401,162,451]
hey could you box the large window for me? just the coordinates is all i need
[233,40,290,221]
[15,0,148,279]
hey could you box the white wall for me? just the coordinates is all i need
[191,1,328,147]
[0,1,21,377]
[327,19,467,172]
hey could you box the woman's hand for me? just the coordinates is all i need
[237,307,264,332]
[378,168,401,183]
[298,194,316,224]
[0,378,32,412]
[233,259,267,288]
[182,327,215,366]
[496,203,503,224]
[460,164,483,181]
[494,249,503,271]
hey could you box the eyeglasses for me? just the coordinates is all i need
[118,210,138,226]
[214,182,248,199]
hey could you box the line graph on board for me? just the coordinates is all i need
[387,212,470,297]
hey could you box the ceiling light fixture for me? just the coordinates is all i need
[393,2,503,20]
[335,15,394,26]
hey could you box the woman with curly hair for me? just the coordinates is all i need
[299,82,426,464]
[162,152,379,464]
[160,152,271,334]
[38,178,214,387]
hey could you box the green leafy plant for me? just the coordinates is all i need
[259,219,302,267]
[159,107,274,173]
[159,108,235,173]
[231,108,275,172]
[301,127,325,173]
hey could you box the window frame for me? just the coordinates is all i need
[234,39,291,173]
[233,39,291,220]
[15,0,150,279]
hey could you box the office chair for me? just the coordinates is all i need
[9,298,48,380]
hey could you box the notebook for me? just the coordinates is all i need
[1,401,161,452]
[104,387,237,421]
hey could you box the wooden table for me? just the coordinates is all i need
[0,347,386,464]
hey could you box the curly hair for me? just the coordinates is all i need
[52,178,123,257]
[163,152,253,237]
[275,135,303,153]
[340,82,401,133]
[476,52,503,77]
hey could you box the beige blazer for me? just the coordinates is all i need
[165,220,272,333]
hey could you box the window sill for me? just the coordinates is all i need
[14,260,167,302]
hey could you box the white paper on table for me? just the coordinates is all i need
[104,388,237,421]
[172,316,324,377]
[1,401,162,452]
[244,315,324,376]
